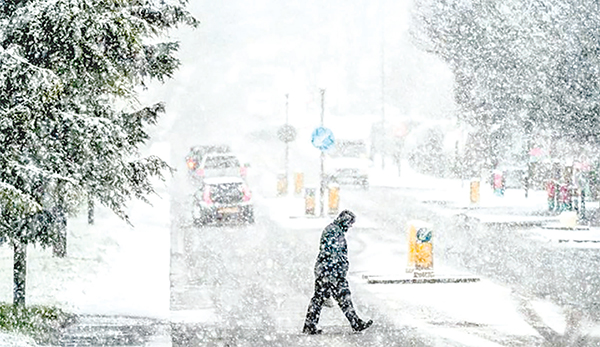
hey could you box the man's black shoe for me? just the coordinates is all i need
[302,326,322,335]
[352,319,373,332]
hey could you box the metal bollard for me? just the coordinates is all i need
[559,184,569,211]
[470,179,480,204]
[493,170,504,196]
[305,188,316,216]
[277,173,287,196]
[294,172,304,195]
[580,188,586,221]
[406,221,434,277]
[546,179,556,211]
[328,184,340,215]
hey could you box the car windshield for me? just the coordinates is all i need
[189,145,231,160]
[204,156,240,169]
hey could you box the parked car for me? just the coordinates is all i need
[324,139,371,189]
[185,144,231,173]
[192,176,254,225]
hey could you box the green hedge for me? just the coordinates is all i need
[0,304,75,344]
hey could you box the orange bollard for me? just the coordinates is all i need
[407,221,434,277]
[294,172,304,195]
[277,173,287,196]
[470,179,480,204]
[328,184,340,215]
[305,188,315,215]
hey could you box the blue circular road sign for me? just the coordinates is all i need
[311,127,335,151]
[416,228,432,243]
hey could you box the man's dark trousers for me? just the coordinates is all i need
[304,273,360,329]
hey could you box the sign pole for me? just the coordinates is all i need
[310,110,334,217]
[277,111,297,197]
[319,89,326,217]
[285,94,290,191]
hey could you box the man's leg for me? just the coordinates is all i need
[303,276,328,333]
[331,277,360,326]
[332,277,373,331]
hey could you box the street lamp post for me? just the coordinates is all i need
[277,94,296,196]
[285,93,289,188]
[319,89,326,217]
[380,0,386,169]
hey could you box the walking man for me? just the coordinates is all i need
[303,210,373,334]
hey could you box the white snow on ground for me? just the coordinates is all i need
[525,225,600,248]
[0,147,595,345]
[0,142,172,346]
[530,300,567,335]
[265,159,593,345]
[369,159,552,211]
[0,333,37,347]
[0,196,170,315]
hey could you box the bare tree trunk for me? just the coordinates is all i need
[88,195,94,225]
[53,182,67,258]
[13,238,26,306]
[53,206,67,258]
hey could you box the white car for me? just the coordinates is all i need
[192,176,254,225]
[324,139,371,189]
[191,153,248,182]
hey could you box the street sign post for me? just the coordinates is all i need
[311,126,334,217]
[311,127,335,151]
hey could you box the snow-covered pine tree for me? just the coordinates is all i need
[0,0,198,306]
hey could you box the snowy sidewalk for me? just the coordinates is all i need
[261,162,600,345]
[0,188,171,319]
[0,142,172,318]
[0,143,172,345]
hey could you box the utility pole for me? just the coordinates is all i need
[277,94,297,196]
[319,89,326,217]
[285,93,290,187]
[380,0,386,169]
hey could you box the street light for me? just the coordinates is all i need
[277,94,297,196]
[285,93,290,188]
[380,0,386,169]
[316,71,335,217]
[319,89,326,217]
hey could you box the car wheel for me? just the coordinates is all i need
[194,216,206,226]
[242,207,255,224]
[193,210,210,226]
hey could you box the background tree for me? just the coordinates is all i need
[0,0,197,306]
[411,0,600,165]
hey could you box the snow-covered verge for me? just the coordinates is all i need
[0,142,171,345]
[0,332,37,347]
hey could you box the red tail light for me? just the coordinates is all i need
[203,186,213,204]
[186,159,196,170]
[242,184,252,202]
